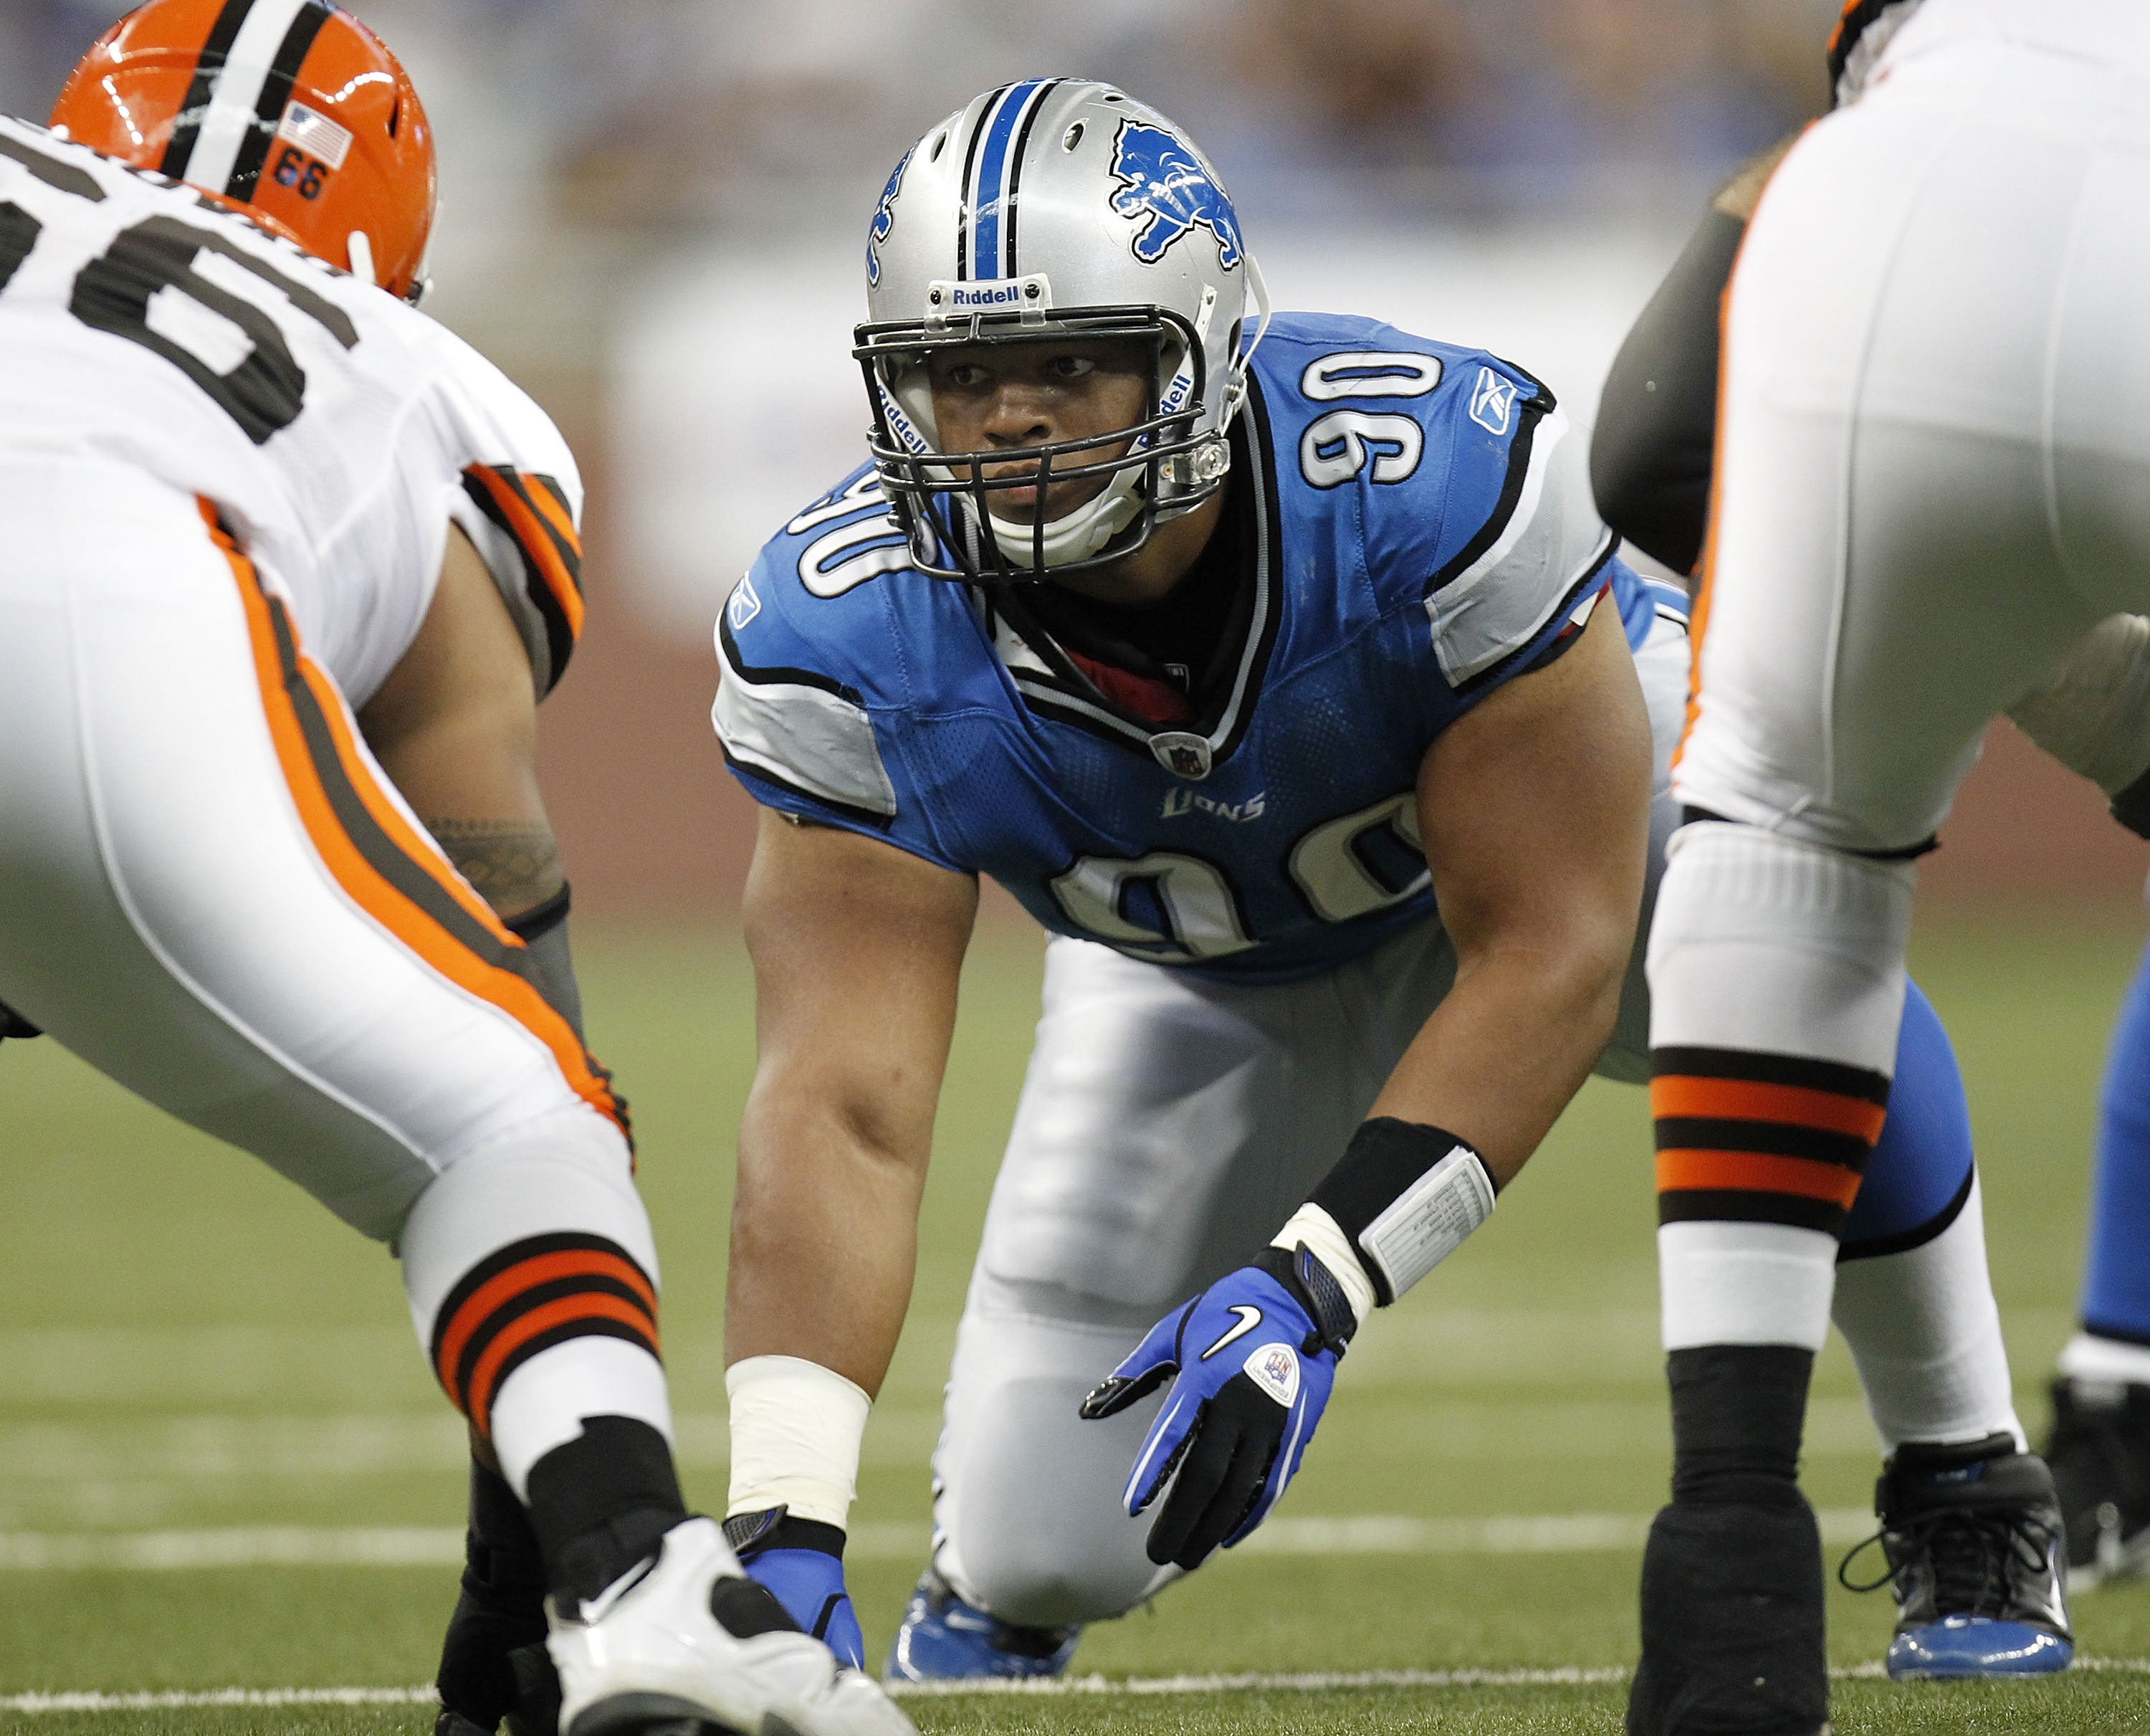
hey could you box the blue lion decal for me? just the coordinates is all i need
[1107,120,1243,270]
[866,146,912,289]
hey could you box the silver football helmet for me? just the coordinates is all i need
[854,79,1269,583]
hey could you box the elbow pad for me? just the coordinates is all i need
[505,883,584,1040]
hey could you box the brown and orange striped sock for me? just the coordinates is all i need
[427,1231,684,1599]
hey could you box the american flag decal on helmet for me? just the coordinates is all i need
[161,0,336,199]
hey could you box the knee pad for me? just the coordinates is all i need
[940,1374,1169,1626]
[1842,978,1974,1254]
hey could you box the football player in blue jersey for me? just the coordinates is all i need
[703,80,2054,1693]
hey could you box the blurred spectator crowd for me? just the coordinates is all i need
[7,0,1842,236]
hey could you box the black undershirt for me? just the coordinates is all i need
[1013,429,1256,725]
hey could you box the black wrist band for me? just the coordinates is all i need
[1309,1117,1496,1307]
[505,880,572,942]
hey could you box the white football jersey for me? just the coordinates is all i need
[0,116,584,707]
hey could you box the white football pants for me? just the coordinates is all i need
[1676,1,2150,849]
[1648,4,2150,1414]
[930,607,1690,1626]
[0,458,667,1486]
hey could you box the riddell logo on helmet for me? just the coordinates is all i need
[925,275,1054,317]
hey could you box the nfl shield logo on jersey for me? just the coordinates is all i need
[1107,121,1243,269]
[1149,731,1213,781]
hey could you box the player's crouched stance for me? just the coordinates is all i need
[2,10,911,1736]
[690,79,2056,1694]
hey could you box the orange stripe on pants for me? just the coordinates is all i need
[199,500,627,1142]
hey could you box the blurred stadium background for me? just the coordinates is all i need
[4,3,2149,1727]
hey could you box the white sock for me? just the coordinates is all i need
[1833,1173,2026,1453]
[1646,823,1915,1067]
[398,1115,673,1497]
[1661,1220,1839,1351]
[1648,824,1914,1353]
[2058,1330,2150,1388]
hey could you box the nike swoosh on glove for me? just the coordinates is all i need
[1079,1246,1352,1570]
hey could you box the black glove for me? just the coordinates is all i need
[0,998,41,1041]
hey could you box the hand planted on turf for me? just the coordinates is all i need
[1079,1247,1352,1570]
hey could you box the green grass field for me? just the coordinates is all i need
[5,908,2150,1733]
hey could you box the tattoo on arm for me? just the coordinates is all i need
[424,820,563,919]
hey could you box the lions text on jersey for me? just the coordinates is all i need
[717,311,1654,985]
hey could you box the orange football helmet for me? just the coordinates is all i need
[51,0,436,302]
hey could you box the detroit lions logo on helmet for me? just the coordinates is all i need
[866,146,912,289]
[1107,120,1243,270]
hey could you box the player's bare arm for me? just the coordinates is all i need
[1083,601,1653,1569]
[356,528,561,922]
[729,810,978,1393]
[1370,598,1653,1185]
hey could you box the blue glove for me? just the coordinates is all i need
[725,1510,864,1669]
[1079,1245,1355,1569]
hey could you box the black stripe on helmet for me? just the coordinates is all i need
[1000,77,1062,277]
[954,82,1010,284]
[224,0,335,198]
[158,0,258,179]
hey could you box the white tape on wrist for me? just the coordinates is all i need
[724,1354,870,1530]
[1355,1144,1496,1301]
[1271,1203,1379,1325]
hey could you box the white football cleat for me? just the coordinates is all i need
[546,1515,916,1736]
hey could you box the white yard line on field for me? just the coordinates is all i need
[10,1661,2150,1712]
[1,1688,437,1712]
[0,1510,1888,1570]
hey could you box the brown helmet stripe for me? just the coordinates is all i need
[158,0,257,178]
[224,0,335,198]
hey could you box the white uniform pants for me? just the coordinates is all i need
[932,606,1691,1625]
[0,457,636,1244]
[1676,1,2150,847]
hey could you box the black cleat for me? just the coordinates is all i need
[1840,1434,2071,1679]
[1629,1496,1830,1735]
[2044,1375,2150,1589]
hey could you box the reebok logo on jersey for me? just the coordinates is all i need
[727,575,762,632]
[1245,1342,1301,1407]
[1468,367,1517,436]
[1200,1305,1263,1360]
[1161,787,1266,823]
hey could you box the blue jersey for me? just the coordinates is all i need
[716,310,1655,985]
